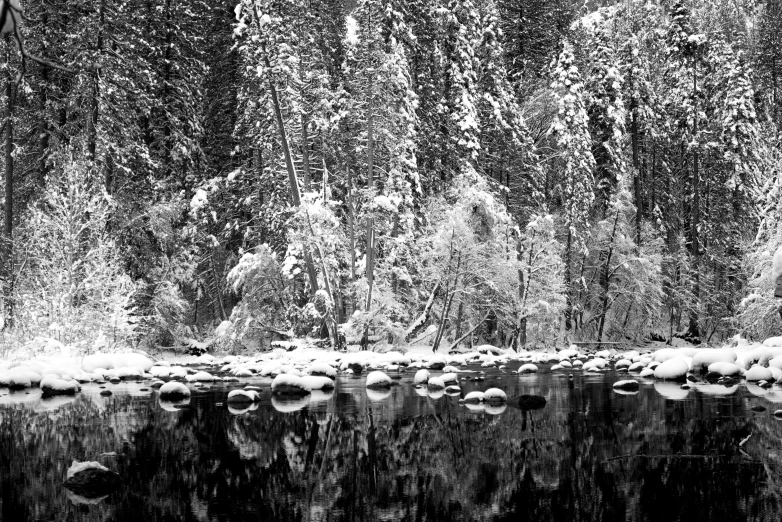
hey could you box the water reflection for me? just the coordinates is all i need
[0,368,781,521]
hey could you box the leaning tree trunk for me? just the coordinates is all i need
[3,47,12,327]
[263,53,320,297]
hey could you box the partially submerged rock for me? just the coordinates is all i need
[158,382,191,400]
[413,369,430,385]
[227,389,260,403]
[613,379,639,391]
[426,377,445,390]
[483,388,507,404]
[366,371,393,389]
[745,365,774,382]
[41,377,80,396]
[462,391,485,404]
[653,358,689,381]
[271,374,311,395]
[63,461,121,499]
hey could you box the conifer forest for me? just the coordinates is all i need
[0,0,780,353]
[6,2,782,521]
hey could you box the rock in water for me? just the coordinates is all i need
[348,363,364,375]
[484,388,507,404]
[365,371,392,389]
[271,374,311,395]
[612,379,640,391]
[517,394,546,410]
[41,377,80,396]
[63,461,121,499]
[159,381,191,400]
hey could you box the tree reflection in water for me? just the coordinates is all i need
[0,371,781,521]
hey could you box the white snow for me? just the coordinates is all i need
[271,374,311,395]
[427,377,445,390]
[413,369,430,384]
[301,375,335,390]
[745,364,773,382]
[66,461,109,480]
[707,361,742,376]
[519,363,538,374]
[227,389,260,403]
[462,391,485,403]
[366,371,393,388]
[691,349,737,372]
[440,372,458,385]
[483,388,507,403]
[159,381,191,399]
[41,377,80,395]
[306,363,337,379]
[653,358,689,380]
[639,368,655,378]
[612,379,639,390]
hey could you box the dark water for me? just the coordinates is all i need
[2,365,782,522]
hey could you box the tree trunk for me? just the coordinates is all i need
[4,49,12,326]
[37,8,49,188]
[263,53,320,296]
[597,211,620,341]
[564,229,572,331]
[87,0,104,164]
[361,217,375,350]
[300,112,313,191]
[687,58,700,341]
[631,105,642,246]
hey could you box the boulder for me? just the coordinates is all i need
[365,371,393,389]
[63,461,121,499]
[271,374,311,395]
[41,377,80,396]
[612,379,640,391]
[484,388,507,404]
[158,382,190,400]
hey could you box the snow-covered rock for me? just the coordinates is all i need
[440,372,458,385]
[653,358,689,381]
[82,352,154,373]
[745,364,774,382]
[706,361,742,377]
[462,391,485,403]
[301,375,335,391]
[427,377,445,390]
[272,374,311,395]
[612,379,639,391]
[63,461,121,499]
[159,381,191,400]
[426,354,447,370]
[518,363,538,374]
[306,363,337,379]
[691,349,737,372]
[365,371,393,389]
[639,367,655,378]
[483,388,507,404]
[41,377,80,396]
[413,369,430,385]
[187,371,216,382]
[227,389,260,403]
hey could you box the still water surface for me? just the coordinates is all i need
[1,364,782,521]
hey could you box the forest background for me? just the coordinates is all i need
[0,0,780,355]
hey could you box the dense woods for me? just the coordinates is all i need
[0,0,780,352]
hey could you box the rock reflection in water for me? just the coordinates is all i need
[0,370,781,521]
